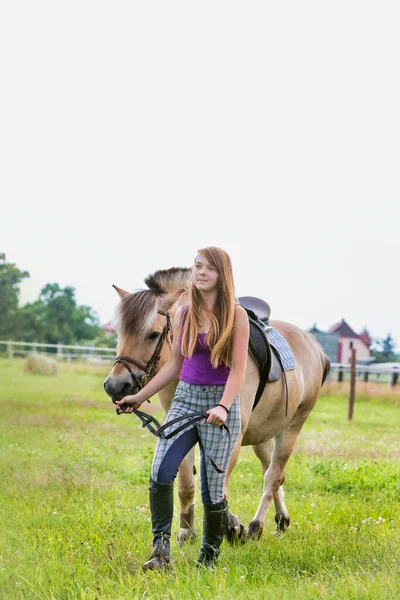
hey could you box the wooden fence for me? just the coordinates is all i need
[329,362,399,387]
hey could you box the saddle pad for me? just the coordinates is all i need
[267,328,296,371]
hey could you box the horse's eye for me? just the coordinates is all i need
[147,332,160,341]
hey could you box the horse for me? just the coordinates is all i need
[104,267,330,543]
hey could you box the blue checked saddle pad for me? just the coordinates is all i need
[267,328,296,371]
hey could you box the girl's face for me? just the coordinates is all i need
[193,253,220,293]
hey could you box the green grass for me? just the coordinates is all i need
[0,359,399,599]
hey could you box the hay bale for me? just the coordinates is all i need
[24,353,58,376]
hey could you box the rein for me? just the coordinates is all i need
[118,406,230,474]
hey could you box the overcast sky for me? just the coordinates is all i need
[1,2,399,349]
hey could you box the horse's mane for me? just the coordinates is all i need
[144,267,191,295]
[117,267,192,336]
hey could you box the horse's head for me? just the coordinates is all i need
[104,268,191,404]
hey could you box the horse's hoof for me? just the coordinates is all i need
[226,522,246,545]
[275,513,290,532]
[177,527,196,546]
[225,512,246,545]
[247,520,263,539]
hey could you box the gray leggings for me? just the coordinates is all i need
[151,380,241,504]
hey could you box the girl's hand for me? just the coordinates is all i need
[115,394,144,414]
[205,405,228,427]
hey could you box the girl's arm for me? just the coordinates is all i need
[205,305,249,425]
[115,307,185,412]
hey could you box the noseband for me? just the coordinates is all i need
[113,310,172,392]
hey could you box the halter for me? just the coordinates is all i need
[113,310,172,392]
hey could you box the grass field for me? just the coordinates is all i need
[0,359,399,600]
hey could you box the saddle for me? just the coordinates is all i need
[238,296,284,410]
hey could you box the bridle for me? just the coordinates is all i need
[113,309,172,392]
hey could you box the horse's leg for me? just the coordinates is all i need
[222,433,247,544]
[273,487,290,532]
[247,425,303,539]
[252,440,290,532]
[177,446,197,546]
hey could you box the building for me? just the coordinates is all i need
[308,324,340,364]
[100,321,116,338]
[308,320,373,364]
[328,319,373,364]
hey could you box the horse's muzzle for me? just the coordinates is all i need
[104,377,135,403]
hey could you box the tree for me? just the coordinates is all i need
[0,254,29,339]
[18,300,47,342]
[72,304,101,341]
[20,283,100,344]
[0,254,101,344]
[382,334,397,362]
[371,333,398,363]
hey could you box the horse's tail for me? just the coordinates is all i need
[308,332,331,386]
[319,348,331,386]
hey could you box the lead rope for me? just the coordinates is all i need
[117,407,230,473]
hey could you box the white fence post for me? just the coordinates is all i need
[7,342,13,365]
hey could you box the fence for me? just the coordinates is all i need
[329,362,399,387]
[0,340,116,364]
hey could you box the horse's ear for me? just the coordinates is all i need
[163,289,188,310]
[112,285,130,300]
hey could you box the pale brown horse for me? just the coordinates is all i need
[104,267,330,543]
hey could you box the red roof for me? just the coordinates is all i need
[328,319,360,339]
[359,332,371,347]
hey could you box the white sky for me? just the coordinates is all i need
[1,2,399,348]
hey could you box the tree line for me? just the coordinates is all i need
[0,254,116,347]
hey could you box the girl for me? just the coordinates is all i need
[115,246,249,570]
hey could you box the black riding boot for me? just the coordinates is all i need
[142,479,174,572]
[196,499,228,568]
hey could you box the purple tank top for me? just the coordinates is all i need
[180,333,230,385]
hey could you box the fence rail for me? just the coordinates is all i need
[0,340,116,363]
[329,362,399,386]
[330,362,400,373]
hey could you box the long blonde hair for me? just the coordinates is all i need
[180,246,237,368]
